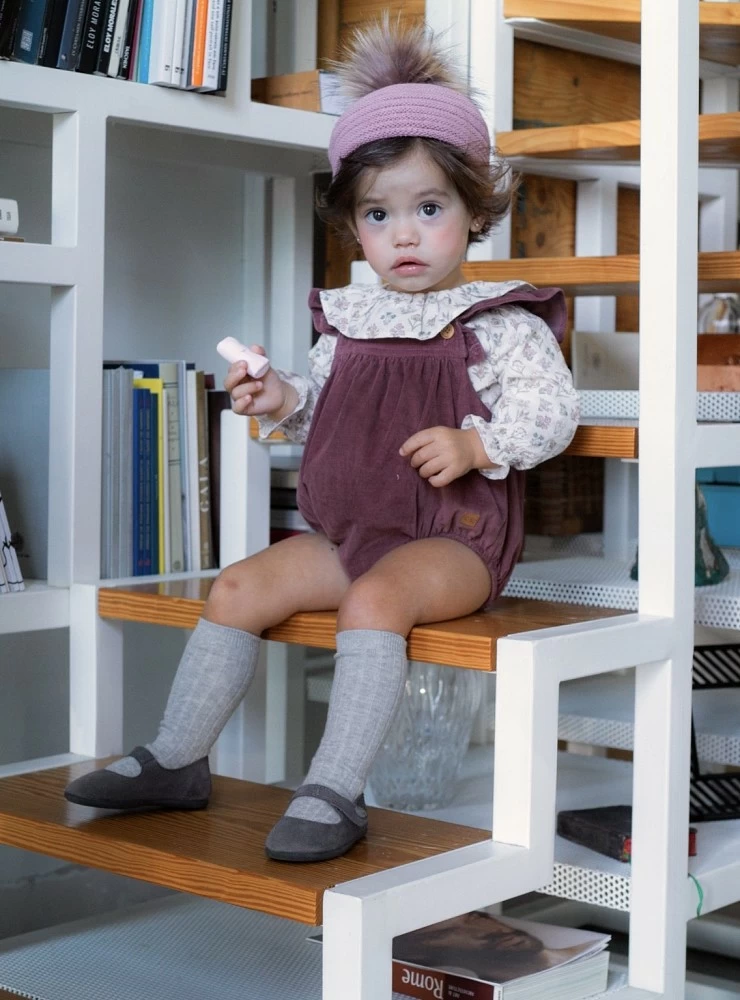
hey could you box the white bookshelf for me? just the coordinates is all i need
[0,0,738,998]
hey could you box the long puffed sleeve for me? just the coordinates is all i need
[463,306,580,480]
[254,333,337,443]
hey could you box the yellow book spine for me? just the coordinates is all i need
[134,378,165,574]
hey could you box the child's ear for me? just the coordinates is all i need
[470,217,484,234]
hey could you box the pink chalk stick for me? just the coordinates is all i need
[217,337,271,378]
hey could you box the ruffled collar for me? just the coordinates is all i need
[318,280,531,340]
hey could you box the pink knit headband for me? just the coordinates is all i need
[328,82,491,176]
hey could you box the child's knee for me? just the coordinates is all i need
[337,576,412,635]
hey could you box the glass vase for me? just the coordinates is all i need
[368,661,485,811]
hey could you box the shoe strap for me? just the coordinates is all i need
[130,746,156,767]
[290,783,367,827]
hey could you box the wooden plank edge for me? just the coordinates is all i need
[0,815,322,924]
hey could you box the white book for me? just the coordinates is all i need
[170,0,187,86]
[159,364,185,572]
[148,0,178,86]
[186,368,201,572]
[108,0,132,77]
[179,0,196,89]
[199,0,223,92]
[0,493,25,592]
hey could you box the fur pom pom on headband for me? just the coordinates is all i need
[328,14,469,100]
[327,16,491,176]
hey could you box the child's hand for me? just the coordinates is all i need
[399,426,493,487]
[224,346,295,419]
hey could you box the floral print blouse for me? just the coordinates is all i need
[256,280,580,480]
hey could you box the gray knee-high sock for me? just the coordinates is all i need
[286,629,408,823]
[107,618,261,774]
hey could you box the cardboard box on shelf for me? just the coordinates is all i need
[251,70,345,115]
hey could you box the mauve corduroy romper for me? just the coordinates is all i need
[297,287,566,608]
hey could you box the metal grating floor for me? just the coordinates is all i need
[0,895,419,1000]
[503,551,740,631]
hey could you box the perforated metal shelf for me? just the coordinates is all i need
[579,390,740,423]
[560,674,740,767]
[503,551,740,631]
[388,748,740,918]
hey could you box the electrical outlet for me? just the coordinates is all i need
[0,198,19,236]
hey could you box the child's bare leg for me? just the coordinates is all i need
[64,533,349,810]
[267,539,490,861]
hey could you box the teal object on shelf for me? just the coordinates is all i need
[631,484,730,586]
[702,484,740,548]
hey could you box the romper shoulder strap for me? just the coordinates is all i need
[457,286,567,344]
[308,288,340,337]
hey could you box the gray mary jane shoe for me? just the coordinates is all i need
[64,746,211,812]
[265,783,368,863]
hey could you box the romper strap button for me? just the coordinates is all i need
[440,324,455,339]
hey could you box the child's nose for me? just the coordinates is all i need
[393,223,419,247]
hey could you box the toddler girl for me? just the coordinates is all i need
[65,19,579,862]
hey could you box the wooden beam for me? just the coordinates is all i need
[462,252,740,295]
[497,113,740,165]
[98,582,624,671]
[566,424,638,459]
[504,0,740,66]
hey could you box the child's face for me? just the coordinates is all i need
[353,147,479,293]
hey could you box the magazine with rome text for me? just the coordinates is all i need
[309,910,609,1000]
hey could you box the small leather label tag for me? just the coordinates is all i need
[459,512,480,529]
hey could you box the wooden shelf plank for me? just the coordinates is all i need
[496,113,740,165]
[0,763,488,925]
[98,581,623,671]
[503,0,740,66]
[462,252,740,295]
[566,424,638,458]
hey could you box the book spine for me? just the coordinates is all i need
[36,0,60,66]
[107,0,130,75]
[147,391,159,575]
[557,814,630,863]
[55,0,88,69]
[159,363,184,573]
[95,0,119,73]
[195,370,213,569]
[186,368,200,573]
[12,0,49,63]
[0,0,22,60]
[177,0,193,87]
[0,493,25,592]
[392,961,493,1000]
[169,0,185,85]
[135,0,152,82]
[215,0,229,92]
[132,386,143,575]
[116,0,137,75]
[147,0,176,85]
[77,0,105,73]
[198,0,221,91]
[186,0,206,87]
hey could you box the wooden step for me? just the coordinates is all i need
[496,113,740,164]
[463,253,740,296]
[0,761,488,925]
[98,581,623,671]
[565,423,638,459]
[503,0,740,67]
[250,419,636,458]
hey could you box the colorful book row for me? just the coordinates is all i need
[0,0,232,93]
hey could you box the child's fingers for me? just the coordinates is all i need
[399,428,438,456]
[223,362,249,391]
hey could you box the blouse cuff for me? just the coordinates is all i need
[461,415,511,480]
[254,370,309,440]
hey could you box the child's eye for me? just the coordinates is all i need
[365,209,387,223]
[419,203,441,218]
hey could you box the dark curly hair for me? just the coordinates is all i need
[317,135,516,247]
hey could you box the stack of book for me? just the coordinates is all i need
[0,490,24,593]
[0,0,232,93]
[102,360,226,579]
[311,911,611,1000]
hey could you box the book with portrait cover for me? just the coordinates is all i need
[309,911,609,1000]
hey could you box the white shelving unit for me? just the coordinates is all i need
[1,0,739,998]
